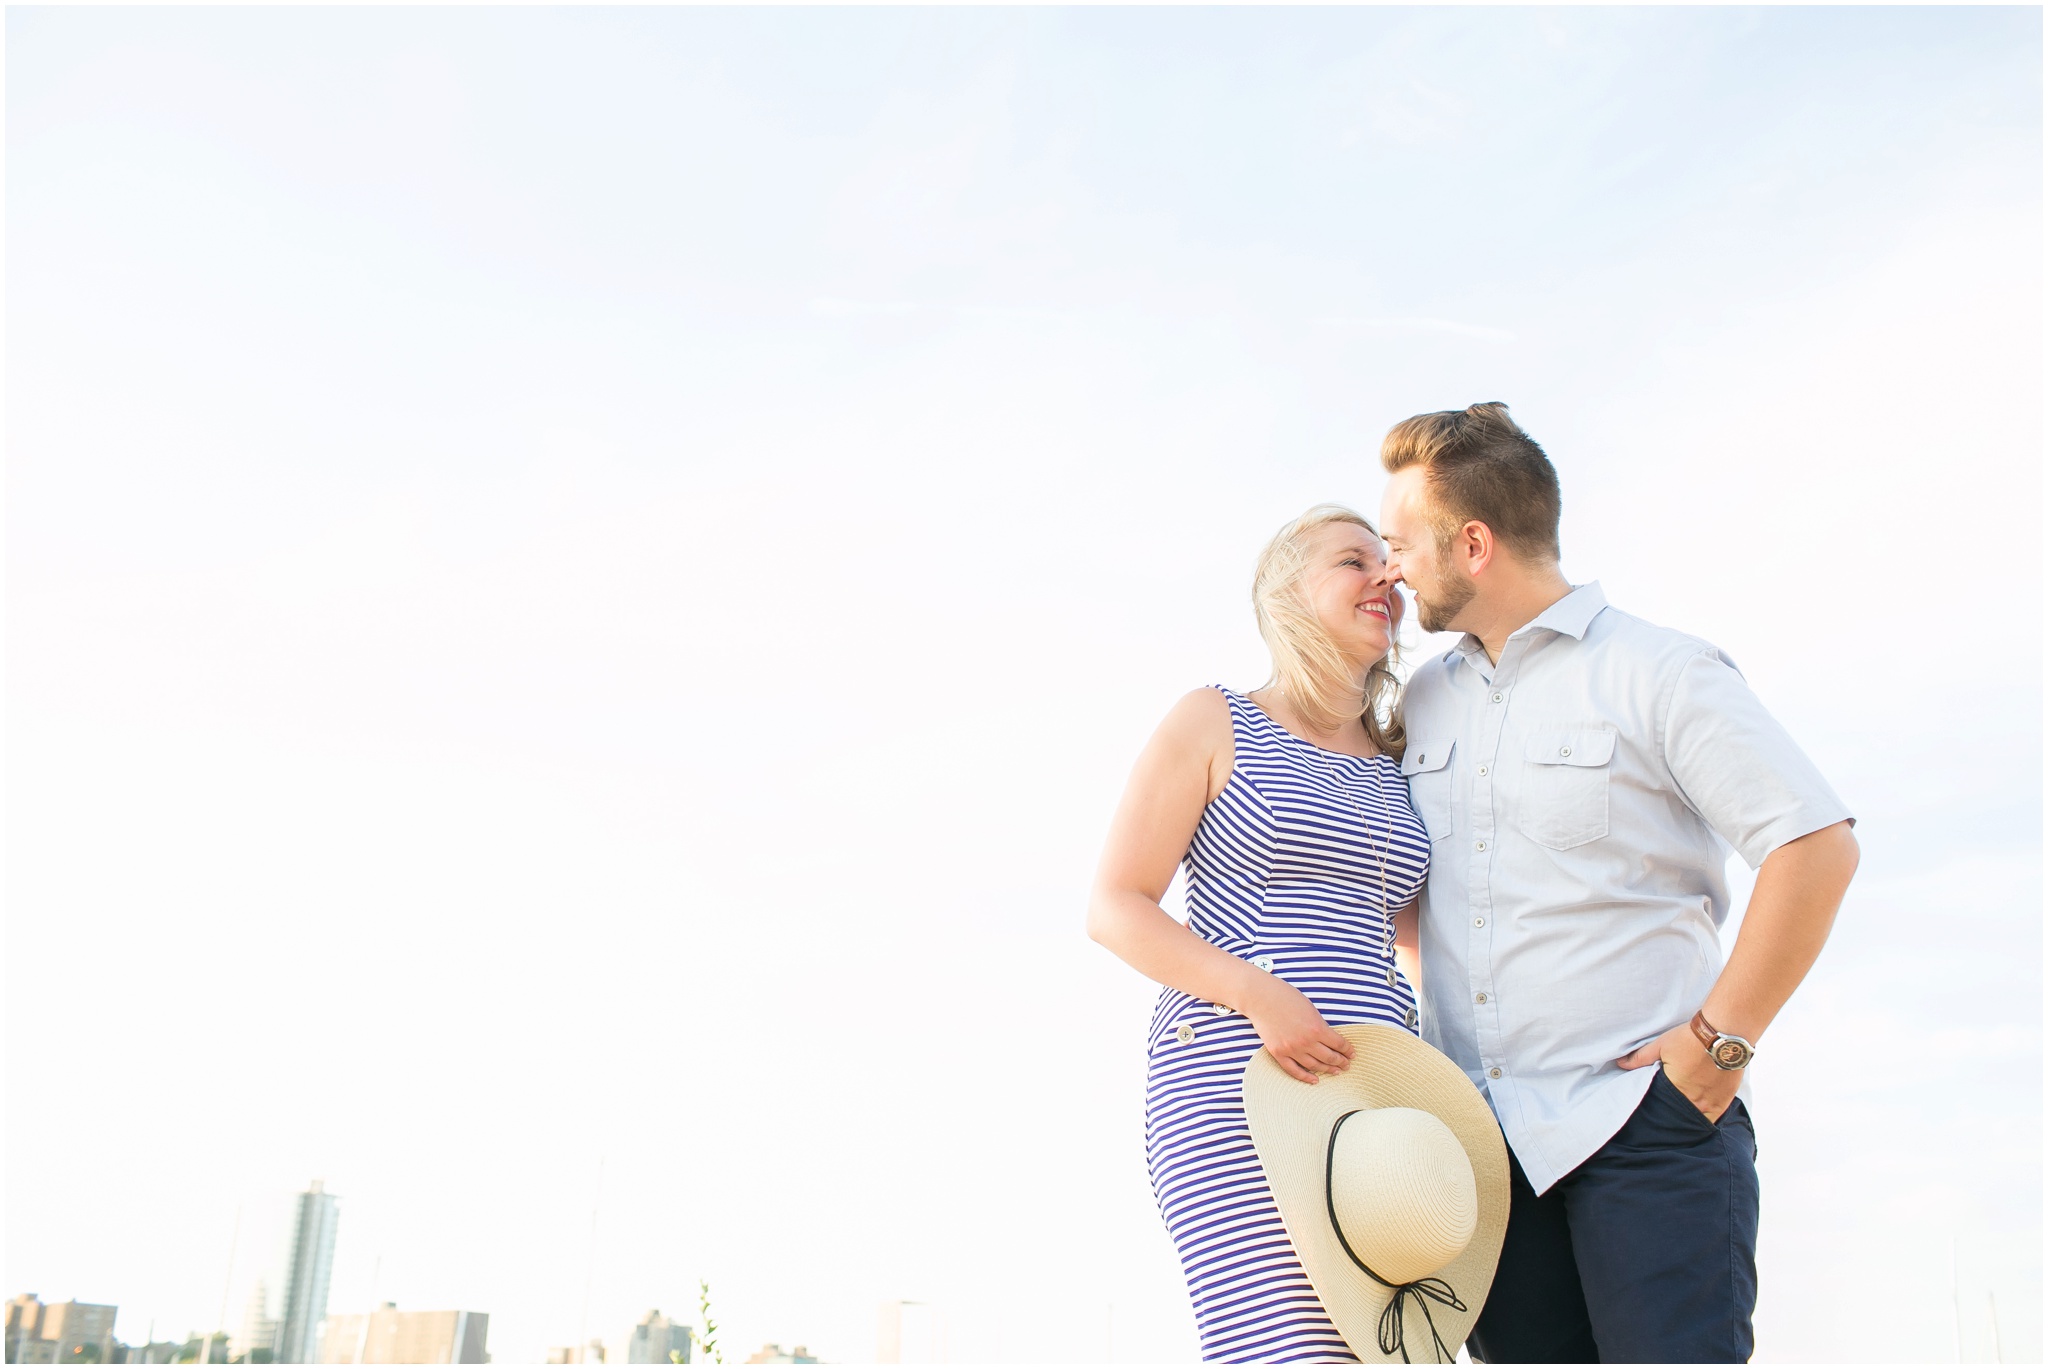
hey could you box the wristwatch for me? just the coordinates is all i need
[1690,1010,1755,1071]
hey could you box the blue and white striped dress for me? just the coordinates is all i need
[1146,687,1432,1363]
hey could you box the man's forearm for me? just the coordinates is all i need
[1705,821,1860,1041]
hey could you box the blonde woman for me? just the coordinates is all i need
[1089,505,1429,1363]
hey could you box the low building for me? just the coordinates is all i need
[742,1346,817,1365]
[6,1296,118,1364]
[314,1304,488,1364]
[7,1297,47,1363]
[173,1336,230,1364]
[622,1311,691,1365]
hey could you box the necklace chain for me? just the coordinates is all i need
[1267,690,1404,1001]
[1316,752,1397,958]
[1268,688,1398,955]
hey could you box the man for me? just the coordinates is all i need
[1377,402,1859,1363]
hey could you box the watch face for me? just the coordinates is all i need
[1712,1038,1752,1070]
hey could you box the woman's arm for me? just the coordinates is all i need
[1087,688,1355,1084]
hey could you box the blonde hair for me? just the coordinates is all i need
[1252,503,1406,759]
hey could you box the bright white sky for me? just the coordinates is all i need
[6,7,2040,1365]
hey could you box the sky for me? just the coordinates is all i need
[5,6,2041,1364]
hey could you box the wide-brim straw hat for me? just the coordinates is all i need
[1243,1023,1510,1364]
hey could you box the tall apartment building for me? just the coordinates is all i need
[237,1277,281,1362]
[276,1180,341,1364]
[623,1309,693,1364]
[314,1304,489,1364]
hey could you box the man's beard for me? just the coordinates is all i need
[1413,569,1477,634]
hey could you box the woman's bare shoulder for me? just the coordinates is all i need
[1146,686,1235,775]
[1159,685,1230,734]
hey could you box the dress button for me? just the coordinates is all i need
[1177,1024,1197,1045]
[1385,967,1398,987]
[1405,1007,1419,1030]
[1475,992,1488,1004]
[1252,955,1276,972]
[1209,1002,1233,1016]
[1488,1067,1503,1079]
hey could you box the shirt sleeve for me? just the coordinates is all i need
[1661,649,1854,868]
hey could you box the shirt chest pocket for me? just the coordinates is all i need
[1401,738,1456,844]
[1520,729,1616,850]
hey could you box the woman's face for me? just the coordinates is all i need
[1302,521,1400,666]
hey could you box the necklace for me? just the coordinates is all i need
[1268,690,1394,933]
[1258,690,1416,1025]
[1311,748,1399,964]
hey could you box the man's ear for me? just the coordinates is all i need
[1459,520,1499,578]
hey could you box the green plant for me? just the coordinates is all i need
[696,1279,721,1365]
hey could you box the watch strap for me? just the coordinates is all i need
[1689,1009,1720,1054]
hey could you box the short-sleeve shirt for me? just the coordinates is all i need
[1399,582,1853,1193]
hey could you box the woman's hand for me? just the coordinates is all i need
[1241,974,1355,1084]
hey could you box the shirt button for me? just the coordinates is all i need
[1177,1024,1197,1045]
[1475,992,1488,1004]
[1560,746,1572,758]
[1405,1007,1419,1030]
[1488,1067,1503,1079]
[1473,917,1486,928]
[1490,691,1504,703]
[1385,967,1398,987]
[1209,1002,1233,1015]
[1252,955,1276,972]
[1477,766,1488,777]
[1475,841,1487,851]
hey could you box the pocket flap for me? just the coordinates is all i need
[1525,729,1616,766]
[1401,738,1454,776]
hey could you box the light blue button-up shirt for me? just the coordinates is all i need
[1400,583,1852,1193]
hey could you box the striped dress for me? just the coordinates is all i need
[1146,687,1432,1363]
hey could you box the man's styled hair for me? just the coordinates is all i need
[1379,402,1562,563]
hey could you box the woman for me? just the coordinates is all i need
[1087,504,1431,1364]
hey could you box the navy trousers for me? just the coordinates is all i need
[1468,1068,1760,1364]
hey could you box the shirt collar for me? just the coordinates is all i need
[1449,581,1608,662]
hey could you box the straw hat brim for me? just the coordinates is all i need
[1243,1024,1510,1365]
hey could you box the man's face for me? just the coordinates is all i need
[1380,466,1477,635]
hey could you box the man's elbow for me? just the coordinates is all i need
[1821,819,1861,876]
[1787,819,1860,886]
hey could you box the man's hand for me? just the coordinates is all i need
[1618,1022,1740,1124]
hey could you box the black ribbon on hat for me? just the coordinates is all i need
[1324,1109,1468,1365]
